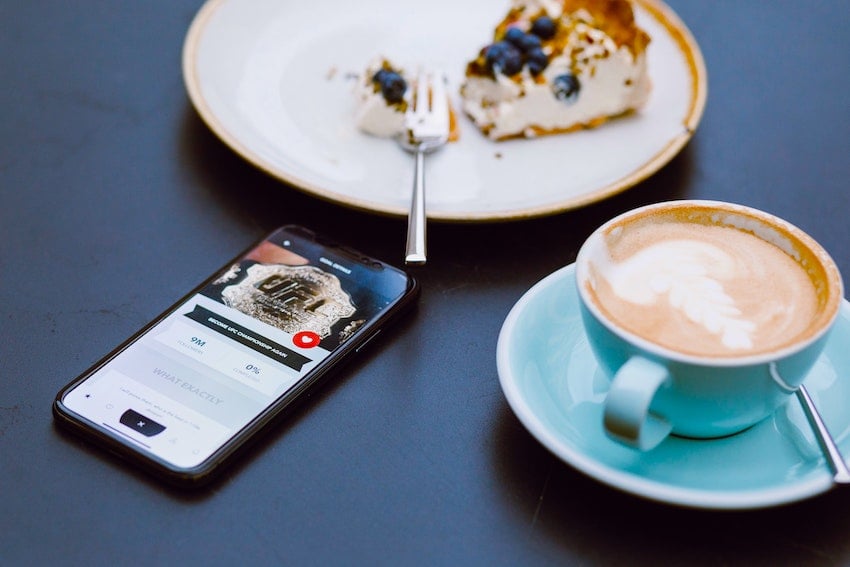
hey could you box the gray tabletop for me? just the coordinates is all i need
[4,1,850,564]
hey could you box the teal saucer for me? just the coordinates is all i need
[497,264,850,509]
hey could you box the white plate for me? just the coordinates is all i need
[497,264,850,509]
[183,0,707,221]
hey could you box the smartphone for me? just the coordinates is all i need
[53,225,418,486]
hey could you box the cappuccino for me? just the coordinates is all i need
[581,204,836,358]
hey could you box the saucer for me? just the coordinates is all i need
[496,264,850,509]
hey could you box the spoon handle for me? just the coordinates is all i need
[796,385,850,484]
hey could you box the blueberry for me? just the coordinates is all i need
[372,69,407,104]
[504,28,542,52]
[526,47,548,75]
[552,73,580,103]
[518,33,542,52]
[485,41,523,76]
[373,68,389,85]
[530,16,557,40]
[504,27,526,46]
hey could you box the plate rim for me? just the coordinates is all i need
[496,264,838,510]
[182,0,708,222]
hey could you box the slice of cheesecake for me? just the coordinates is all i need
[460,0,651,140]
[354,58,409,138]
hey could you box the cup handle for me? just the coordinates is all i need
[603,357,672,450]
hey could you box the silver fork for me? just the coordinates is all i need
[400,70,450,265]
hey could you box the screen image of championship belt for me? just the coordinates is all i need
[220,264,358,342]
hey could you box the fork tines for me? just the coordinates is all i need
[405,70,450,144]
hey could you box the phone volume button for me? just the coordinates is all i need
[354,330,381,353]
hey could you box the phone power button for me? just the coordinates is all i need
[355,330,381,353]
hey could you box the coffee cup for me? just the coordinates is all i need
[575,200,843,450]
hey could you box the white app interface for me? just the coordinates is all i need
[62,231,404,469]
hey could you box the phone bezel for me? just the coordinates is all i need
[52,225,419,487]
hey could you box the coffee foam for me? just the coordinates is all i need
[582,204,838,358]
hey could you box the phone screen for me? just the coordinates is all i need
[57,227,413,475]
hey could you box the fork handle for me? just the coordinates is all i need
[405,148,427,265]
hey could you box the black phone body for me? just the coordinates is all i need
[53,225,418,487]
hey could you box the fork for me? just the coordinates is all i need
[400,70,450,265]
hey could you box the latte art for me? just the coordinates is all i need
[584,220,820,357]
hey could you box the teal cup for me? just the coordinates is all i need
[575,200,843,450]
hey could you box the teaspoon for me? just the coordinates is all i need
[796,385,850,484]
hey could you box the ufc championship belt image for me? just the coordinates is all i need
[219,264,356,339]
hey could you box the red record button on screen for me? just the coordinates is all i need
[293,331,321,349]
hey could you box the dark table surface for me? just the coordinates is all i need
[4,1,850,564]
